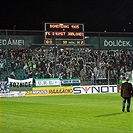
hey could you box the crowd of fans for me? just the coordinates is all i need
[0,47,132,85]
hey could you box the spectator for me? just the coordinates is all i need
[0,47,131,86]
[10,71,16,79]
[0,61,4,72]
[80,69,86,81]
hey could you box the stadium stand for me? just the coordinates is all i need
[0,47,132,85]
[0,30,132,86]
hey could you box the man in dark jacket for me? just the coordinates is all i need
[121,77,133,112]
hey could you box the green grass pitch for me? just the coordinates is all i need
[0,94,133,133]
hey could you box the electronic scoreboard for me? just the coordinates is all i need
[44,23,84,44]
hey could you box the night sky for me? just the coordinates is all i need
[0,0,133,32]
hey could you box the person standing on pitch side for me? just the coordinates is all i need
[121,77,133,112]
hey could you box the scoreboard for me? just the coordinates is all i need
[44,23,84,44]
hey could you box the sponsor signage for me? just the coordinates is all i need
[0,91,25,98]
[8,78,33,91]
[100,37,132,50]
[73,85,117,94]
[0,35,33,48]
[0,35,43,48]
[85,36,133,50]
[35,78,61,87]
[61,78,80,86]
[25,86,73,96]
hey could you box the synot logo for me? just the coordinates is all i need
[81,87,91,93]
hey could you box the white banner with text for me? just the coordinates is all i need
[73,85,117,94]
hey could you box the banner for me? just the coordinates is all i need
[100,37,132,50]
[85,36,133,50]
[73,85,117,94]
[0,91,25,98]
[0,35,43,48]
[8,78,33,91]
[25,86,73,96]
[35,78,61,87]
[61,78,80,86]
